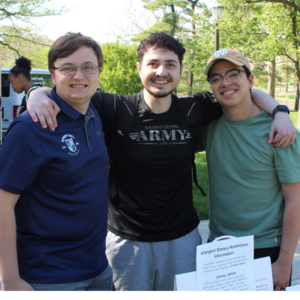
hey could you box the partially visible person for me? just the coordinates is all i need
[0,32,112,291]
[8,57,42,116]
[25,33,296,291]
[204,48,300,291]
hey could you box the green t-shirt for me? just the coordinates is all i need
[206,111,300,248]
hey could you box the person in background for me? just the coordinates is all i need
[8,57,42,116]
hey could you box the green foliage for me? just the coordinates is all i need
[0,0,66,55]
[100,41,143,95]
[27,47,50,69]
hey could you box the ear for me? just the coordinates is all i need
[248,74,254,89]
[180,64,183,76]
[136,62,141,76]
[50,69,56,86]
[17,74,23,82]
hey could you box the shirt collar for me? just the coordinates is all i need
[49,88,99,120]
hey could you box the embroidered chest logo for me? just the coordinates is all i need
[61,134,80,156]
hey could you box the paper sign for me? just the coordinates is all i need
[254,257,273,291]
[174,272,198,291]
[286,285,300,291]
[196,235,255,291]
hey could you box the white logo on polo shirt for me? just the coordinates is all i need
[61,134,80,156]
[214,49,228,58]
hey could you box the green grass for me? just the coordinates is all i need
[193,112,299,221]
[290,112,298,126]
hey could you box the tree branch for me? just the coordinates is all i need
[284,51,297,64]
[245,0,300,13]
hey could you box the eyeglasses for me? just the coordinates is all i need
[207,68,246,87]
[53,62,101,75]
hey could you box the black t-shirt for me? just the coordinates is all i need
[17,84,42,116]
[92,90,222,242]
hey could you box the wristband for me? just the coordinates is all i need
[272,105,290,118]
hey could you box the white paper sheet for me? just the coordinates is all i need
[174,272,198,291]
[196,235,255,291]
[253,256,273,291]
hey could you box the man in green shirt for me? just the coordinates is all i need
[204,48,300,291]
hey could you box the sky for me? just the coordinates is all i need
[31,0,217,44]
[31,0,155,44]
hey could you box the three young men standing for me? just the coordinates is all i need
[2,32,297,291]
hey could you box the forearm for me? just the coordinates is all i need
[251,89,278,114]
[278,198,300,265]
[0,193,20,287]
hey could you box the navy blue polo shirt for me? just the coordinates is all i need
[0,89,109,283]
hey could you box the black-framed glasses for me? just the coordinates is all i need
[53,62,101,75]
[207,68,246,87]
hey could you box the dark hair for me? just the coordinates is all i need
[10,56,32,80]
[137,32,186,65]
[48,32,103,70]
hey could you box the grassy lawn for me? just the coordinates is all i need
[193,111,299,220]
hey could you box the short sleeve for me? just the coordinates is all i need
[0,122,47,194]
[91,92,124,136]
[274,131,300,183]
[193,91,223,126]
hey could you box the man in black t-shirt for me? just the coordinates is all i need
[26,33,295,291]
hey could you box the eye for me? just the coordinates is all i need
[167,63,175,67]
[210,76,221,83]
[60,65,75,73]
[149,62,157,67]
[82,64,96,72]
[228,71,239,78]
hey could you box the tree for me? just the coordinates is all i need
[0,0,66,55]
[27,46,50,69]
[219,0,300,125]
[99,41,143,95]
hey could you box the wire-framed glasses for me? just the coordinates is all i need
[207,68,246,87]
[53,62,101,75]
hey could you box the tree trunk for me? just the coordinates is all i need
[295,81,299,111]
[267,60,276,98]
[187,0,198,94]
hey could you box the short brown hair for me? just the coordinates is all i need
[48,32,103,70]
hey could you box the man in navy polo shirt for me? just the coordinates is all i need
[0,33,112,291]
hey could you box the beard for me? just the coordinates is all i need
[144,87,175,98]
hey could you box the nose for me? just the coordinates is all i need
[220,75,232,87]
[73,66,84,79]
[156,65,167,76]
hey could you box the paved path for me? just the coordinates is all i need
[198,219,300,286]
[1,220,299,290]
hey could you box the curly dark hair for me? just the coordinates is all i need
[137,32,186,65]
[10,56,32,80]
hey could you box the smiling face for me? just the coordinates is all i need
[136,47,183,100]
[210,60,253,109]
[50,46,100,113]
